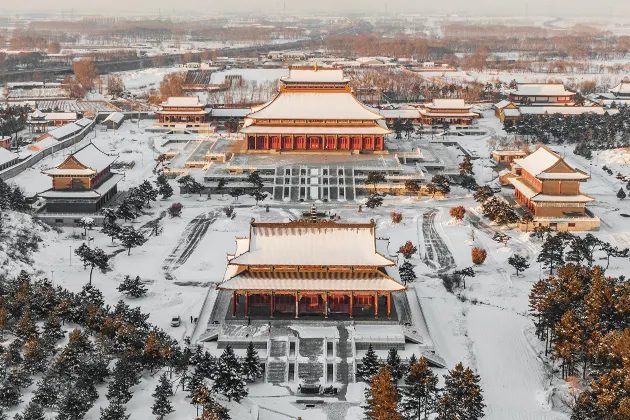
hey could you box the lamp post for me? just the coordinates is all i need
[69,245,72,266]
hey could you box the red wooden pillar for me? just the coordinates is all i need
[349,292,353,319]
[374,292,379,319]
[295,292,299,319]
[264,136,269,149]
[232,291,237,317]
[270,292,274,318]
[245,292,250,317]
[387,293,391,319]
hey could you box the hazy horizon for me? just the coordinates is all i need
[1,0,630,18]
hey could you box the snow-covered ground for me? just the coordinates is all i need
[5,102,630,419]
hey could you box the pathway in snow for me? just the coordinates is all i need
[467,305,568,420]
[162,210,218,280]
[420,208,456,273]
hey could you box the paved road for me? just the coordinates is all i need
[162,210,218,279]
[421,208,456,273]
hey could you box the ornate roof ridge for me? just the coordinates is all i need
[250,218,375,229]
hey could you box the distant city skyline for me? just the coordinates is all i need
[1,0,629,18]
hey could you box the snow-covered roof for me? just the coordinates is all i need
[103,112,124,124]
[512,83,575,97]
[503,109,521,117]
[493,100,512,109]
[229,220,395,267]
[531,194,595,203]
[75,118,93,127]
[219,270,405,292]
[39,173,123,198]
[47,122,84,140]
[70,143,118,172]
[210,108,252,118]
[369,108,420,119]
[240,124,390,135]
[29,109,45,119]
[492,150,528,156]
[283,68,347,83]
[518,106,607,116]
[0,148,18,166]
[160,97,203,107]
[247,91,385,121]
[513,146,561,176]
[609,81,630,95]
[426,99,471,110]
[536,172,590,180]
[45,112,77,121]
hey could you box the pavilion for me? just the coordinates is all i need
[218,218,406,319]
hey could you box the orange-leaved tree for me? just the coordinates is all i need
[449,206,466,221]
[367,367,401,420]
[471,247,487,265]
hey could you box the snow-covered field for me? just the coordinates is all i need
[4,104,630,419]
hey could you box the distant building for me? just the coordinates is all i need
[508,145,599,231]
[102,112,125,130]
[508,83,576,106]
[45,112,78,127]
[491,149,528,164]
[155,97,210,132]
[0,136,10,150]
[609,81,630,99]
[39,143,122,214]
[27,109,49,134]
[419,99,479,126]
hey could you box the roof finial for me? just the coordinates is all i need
[314,63,318,72]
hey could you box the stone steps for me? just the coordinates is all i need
[267,361,287,384]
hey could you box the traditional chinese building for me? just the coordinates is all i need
[508,83,576,105]
[608,82,630,99]
[218,218,406,319]
[27,109,49,134]
[39,143,123,214]
[155,97,209,131]
[240,67,391,153]
[508,145,599,231]
[419,99,479,126]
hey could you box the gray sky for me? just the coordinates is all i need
[2,0,629,17]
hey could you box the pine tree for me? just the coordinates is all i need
[115,200,137,222]
[366,193,384,209]
[20,400,45,420]
[386,348,404,383]
[107,358,140,404]
[139,180,158,208]
[56,386,94,420]
[212,345,247,402]
[431,175,450,195]
[152,373,174,420]
[617,187,626,199]
[365,172,387,193]
[537,234,565,275]
[392,118,403,139]
[195,351,216,379]
[398,261,417,285]
[117,275,148,298]
[358,344,381,381]
[406,354,417,375]
[401,357,439,420]
[100,402,130,420]
[32,372,60,409]
[156,174,174,199]
[117,226,146,255]
[508,254,530,276]
[459,155,474,176]
[242,342,262,383]
[42,312,65,344]
[0,380,21,408]
[473,185,494,203]
[187,367,205,398]
[366,367,401,420]
[436,363,485,420]
[74,244,110,284]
